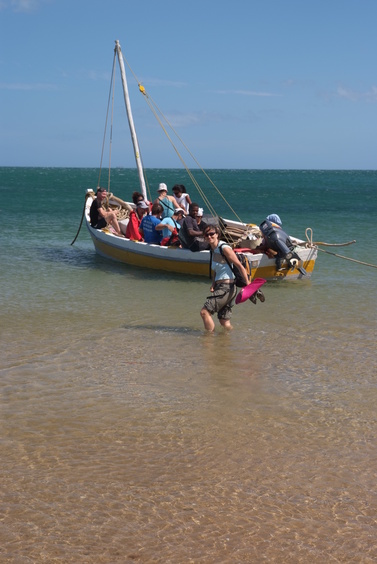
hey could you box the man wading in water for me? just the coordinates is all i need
[200,225,249,332]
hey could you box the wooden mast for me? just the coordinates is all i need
[115,40,147,199]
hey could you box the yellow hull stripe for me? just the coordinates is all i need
[93,237,316,280]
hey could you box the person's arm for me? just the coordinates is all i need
[187,227,204,236]
[223,246,249,286]
[209,250,216,291]
[185,216,203,237]
[98,205,118,221]
[168,196,179,209]
[155,220,174,232]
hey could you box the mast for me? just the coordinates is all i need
[115,40,147,199]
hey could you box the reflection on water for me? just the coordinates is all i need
[1,308,376,563]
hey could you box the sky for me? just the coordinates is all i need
[1,0,376,170]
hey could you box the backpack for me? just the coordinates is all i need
[210,244,250,288]
[161,228,180,247]
[235,251,252,284]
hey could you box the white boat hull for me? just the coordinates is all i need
[85,194,317,281]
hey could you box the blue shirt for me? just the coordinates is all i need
[160,217,180,239]
[140,215,162,244]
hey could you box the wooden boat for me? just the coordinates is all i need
[83,41,318,281]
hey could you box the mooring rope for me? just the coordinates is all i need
[71,200,86,246]
[316,247,377,268]
[303,227,377,269]
[304,227,357,248]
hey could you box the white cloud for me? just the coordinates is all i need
[0,82,56,90]
[0,0,43,11]
[142,78,187,89]
[161,109,250,128]
[86,70,111,82]
[214,89,281,97]
[11,0,39,11]
[366,86,377,102]
[336,85,377,102]
[164,112,201,127]
[336,86,358,101]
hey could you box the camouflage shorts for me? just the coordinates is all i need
[203,282,236,320]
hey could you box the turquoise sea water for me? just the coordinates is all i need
[1,167,377,562]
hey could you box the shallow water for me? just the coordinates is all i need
[1,168,376,562]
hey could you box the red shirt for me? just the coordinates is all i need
[125,211,143,241]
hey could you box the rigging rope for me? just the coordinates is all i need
[98,51,117,189]
[107,60,117,192]
[121,53,243,224]
[99,50,153,201]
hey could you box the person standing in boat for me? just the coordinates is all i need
[266,213,282,226]
[89,187,124,237]
[172,184,192,213]
[255,214,283,259]
[139,203,163,245]
[125,200,149,241]
[179,203,210,252]
[200,225,249,332]
[154,183,179,219]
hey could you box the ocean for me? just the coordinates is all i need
[1,167,376,562]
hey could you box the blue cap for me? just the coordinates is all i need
[266,214,282,226]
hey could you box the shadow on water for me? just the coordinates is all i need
[37,242,207,285]
[36,244,99,270]
[122,323,203,336]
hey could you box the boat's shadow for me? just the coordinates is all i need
[36,243,99,270]
[38,243,203,284]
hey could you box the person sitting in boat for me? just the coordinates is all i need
[154,183,179,219]
[179,203,210,252]
[196,207,204,226]
[132,191,152,211]
[89,187,124,237]
[156,207,185,246]
[139,203,163,245]
[172,184,191,213]
[125,200,149,241]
